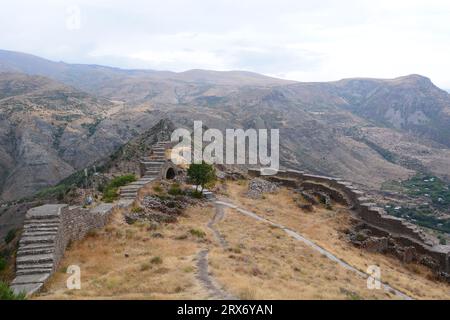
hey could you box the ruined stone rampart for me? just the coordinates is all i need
[10,202,129,296]
[249,168,450,275]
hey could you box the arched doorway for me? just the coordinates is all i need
[165,167,176,180]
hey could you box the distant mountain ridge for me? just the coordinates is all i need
[0,49,293,91]
[1,49,450,201]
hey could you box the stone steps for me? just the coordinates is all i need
[120,191,138,195]
[141,160,165,164]
[24,214,60,221]
[143,165,163,171]
[118,141,170,202]
[10,283,45,296]
[23,231,57,237]
[23,226,59,232]
[16,266,53,276]
[16,254,54,265]
[119,191,137,196]
[12,273,50,285]
[17,263,54,271]
[24,218,59,225]
[143,175,159,179]
[145,170,160,176]
[19,235,55,245]
[17,246,54,257]
[122,186,143,191]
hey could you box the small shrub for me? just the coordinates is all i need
[4,229,16,244]
[102,188,119,203]
[153,185,163,193]
[230,247,242,254]
[131,206,144,213]
[0,281,26,300]
[0,256,6,271]
[183,266,194,273]
[102,174,136,202]
[140,263,151,271]
[108,174,137,189]
[189,229,206,238]
[86,230,98,238]
[168,183,184,196]
[150,256,163,265]
[57,192,65,201]
[190,190,203,199]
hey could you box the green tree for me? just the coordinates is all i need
[187,162,215,192]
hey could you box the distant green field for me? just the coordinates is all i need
[384,174,450,234]
[402,174,450,209]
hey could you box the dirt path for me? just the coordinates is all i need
[207,203,228,248]
[215,199,413,300]
[195,203,236,300]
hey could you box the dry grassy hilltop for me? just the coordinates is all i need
[35,179,450,300]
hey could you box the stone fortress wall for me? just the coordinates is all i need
[249,168,450,276]
[10,202,128,295]
[10,141,176,296]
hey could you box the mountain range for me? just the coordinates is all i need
[1,49,450,201]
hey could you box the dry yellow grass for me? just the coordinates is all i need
[36,204,215,300]
[36,179,450,300]
[220,180,450,300]
[209,207,395,300]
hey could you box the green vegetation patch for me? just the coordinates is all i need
[383,174,450,234]
[401,174,450,209]
[0,256,6,271]
[4,229,16,244]
[102,174,137,203]
[385,205,450,234]
[0,281,26,300]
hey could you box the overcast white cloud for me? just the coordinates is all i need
[1,0,450,88]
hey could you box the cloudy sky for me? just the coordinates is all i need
[1,0,450,88]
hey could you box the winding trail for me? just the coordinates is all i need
[195,202,236,300]
[207,203,228,248]
[215,199,413,300]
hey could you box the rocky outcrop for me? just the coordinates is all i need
[249,168,450,276]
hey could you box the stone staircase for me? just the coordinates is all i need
[119,141,171,200]
[10,204,65,295]
[11,203,119,296]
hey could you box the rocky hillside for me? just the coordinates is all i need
[1,50,450,202]
[331,75,450,147]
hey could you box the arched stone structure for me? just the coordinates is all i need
[165,167,176,179]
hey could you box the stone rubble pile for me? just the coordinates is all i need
[348,223,439,267]
[246,178,280,199]
[125,194,194,224]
